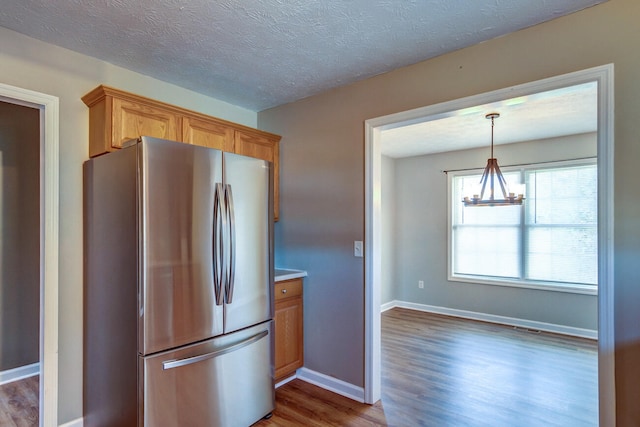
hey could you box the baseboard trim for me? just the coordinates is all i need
[380,300,395,312]
[59,418,83,427]
[0,363,39,385]
[296,368,364,403]
[275,372,298,388]
[386,300,598,340]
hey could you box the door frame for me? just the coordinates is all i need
[0,83,59,427]
[363,64,615,426]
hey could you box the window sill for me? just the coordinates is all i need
[448,275,598,295]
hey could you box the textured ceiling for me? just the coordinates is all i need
[0,0,604,111]
[381,81,598,158]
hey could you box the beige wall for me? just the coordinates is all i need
[0,27,257,423]
[259,0,640,424]
[0,101,40,372]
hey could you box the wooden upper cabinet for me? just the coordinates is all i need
[182,115,234,152]
[113,98,180,147]
[82,86,182,156]
[82,85,282,220]
[235,130,274,161]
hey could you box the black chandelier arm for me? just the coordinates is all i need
[491,159,510,199]
[477,158,510,201]
[478,162,492,200]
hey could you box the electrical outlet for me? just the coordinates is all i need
[354,241,363,257]
[418,280,424,289]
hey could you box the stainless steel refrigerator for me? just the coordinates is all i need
[84,136,274,426]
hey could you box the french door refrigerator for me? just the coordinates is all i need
[84,136,274,427]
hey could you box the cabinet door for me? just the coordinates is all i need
[112,97,180,148]
[274,279,303,380]
[235,130,280,221]
[234,130,275,161]
[183,115,235,151]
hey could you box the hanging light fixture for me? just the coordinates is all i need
[462,113,524,207]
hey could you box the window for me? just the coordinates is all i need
[449,159,597,293]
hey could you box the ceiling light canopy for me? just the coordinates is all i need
[463,113,525,207]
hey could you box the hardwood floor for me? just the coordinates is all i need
[256,308,598,427]
[0,375,38,427]
[0,309,597,426]
[255,379,388,426]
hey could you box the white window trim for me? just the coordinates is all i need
[447,158,598,295]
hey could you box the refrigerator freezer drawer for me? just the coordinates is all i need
[140,321,274,427]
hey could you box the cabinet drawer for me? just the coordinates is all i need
[274,279,302,301]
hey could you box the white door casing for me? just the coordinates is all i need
[364,64,614,426]
[0,82,59,427]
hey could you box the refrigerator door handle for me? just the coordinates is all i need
[161,329,268,370]
[224,184,236,304]
[213,183,225,306]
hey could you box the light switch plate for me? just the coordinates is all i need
[354,240,363,257]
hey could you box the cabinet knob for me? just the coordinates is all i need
[281,289,287,294]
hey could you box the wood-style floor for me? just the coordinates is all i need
[0,375,38,427]
[0,309,597,426]
[256,308,598,427]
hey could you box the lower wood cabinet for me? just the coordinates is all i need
[274,278,303,381]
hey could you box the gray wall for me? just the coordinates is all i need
[260,1,640,423]
[0,101,40,372]
[385,134,597,330]
[269,107,365,386]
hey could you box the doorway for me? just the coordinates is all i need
[0,83,59,427]
[0,101,40,424]
[364,65,614,425]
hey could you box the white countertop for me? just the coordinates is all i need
[274,268,307,282]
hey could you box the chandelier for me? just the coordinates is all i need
[462,113,524,207]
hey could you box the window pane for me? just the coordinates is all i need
[459,204,521,225]
[453,225,520,278]
[450,161,597,289]
[526,226,597,284]
[526,165,597,225]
